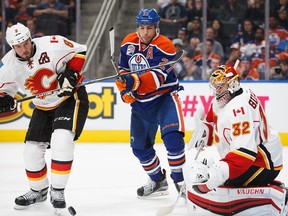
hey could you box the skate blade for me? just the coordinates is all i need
[14,201,44,210]
[137,190,169,199]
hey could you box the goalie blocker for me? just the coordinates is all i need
[187,181,288,215]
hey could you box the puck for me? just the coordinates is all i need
[68,206,76,215]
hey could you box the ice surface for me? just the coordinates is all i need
[0,143,287,216]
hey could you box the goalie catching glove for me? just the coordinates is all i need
[189,160,229,194]
[57,68,78,97]
[115,73,141,103]
[0,92,16,113]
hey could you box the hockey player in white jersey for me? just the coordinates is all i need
[0,23,89,213]
[186,65,287,215]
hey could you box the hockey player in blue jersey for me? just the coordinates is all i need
[115,8,186,198]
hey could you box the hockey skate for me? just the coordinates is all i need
[174,181,186,199]
[50,186,66,208]
[137,169,169,198]
[14,187,48,209]
[50,186,72,216]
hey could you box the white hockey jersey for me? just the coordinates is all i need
[206,87,283,180]
[0,35,87,110]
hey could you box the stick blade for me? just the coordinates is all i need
[173,50,185,62]
[155,205,174,216]
[109,27,115,57]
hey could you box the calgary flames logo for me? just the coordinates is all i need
[25,68,58,99]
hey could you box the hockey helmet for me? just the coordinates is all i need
[6,23,31,48]
[136,8,160,27]
[210,65,240,107]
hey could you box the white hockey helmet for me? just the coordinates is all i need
[6,23,31,48]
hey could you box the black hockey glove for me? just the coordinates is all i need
[57,68,78,97]
[0,92,16,113]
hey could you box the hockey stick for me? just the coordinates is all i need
[234,59,240,70]
[109,27,120,75]
[16,50,184,103]
[155,145,204,216]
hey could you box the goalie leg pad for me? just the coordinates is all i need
[187,183,287,215]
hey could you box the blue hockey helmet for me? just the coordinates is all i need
[136,8,160,27]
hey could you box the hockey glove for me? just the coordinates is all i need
[115,73,140,92]
[0,92,16,113]
[190,161,229,194]
[120,90,137,104]
[57,68,78,97]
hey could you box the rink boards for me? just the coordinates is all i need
[0,81,287,145]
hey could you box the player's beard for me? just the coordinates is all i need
[21,51,32,61]
[19,45,33,61]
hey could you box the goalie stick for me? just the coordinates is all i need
[155,145,204,216]
[16,50,184,103]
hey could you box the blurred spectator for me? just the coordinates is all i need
[186,36,201,57]
[186,16,202,40]
[5,0,19,21]
[202,57,221,80]
[269,14,288,51]
[158,0,188,39]
[172,38,186,79]
[59,0,75,35]
[277,7,288,30]
[176,27,189,50]
[26,17,44,38]
[276,38,288,61]
[237,55,259,80]
[225,42,242,68]
[194,38,222,69]
[185,0,194,11]
[273,0,288,17]
[251,44,278,79]
[253,26,265,46]
[182,55,202,80]
[25,0,41,17]
[157,0,187,9]
[196,26,224,59]
[33,0,68,36]
[270,60,288,80]
[211,18,230,53]
[245,0,265,26]
[234,18,255,45]
[159,0,188,26]
[187,0,212,22]
[239,26,265,58]
[14,2,31,25]
[217,0,246,22]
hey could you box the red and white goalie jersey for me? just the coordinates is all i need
[0,35,86,110]
[206,86,283,180]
